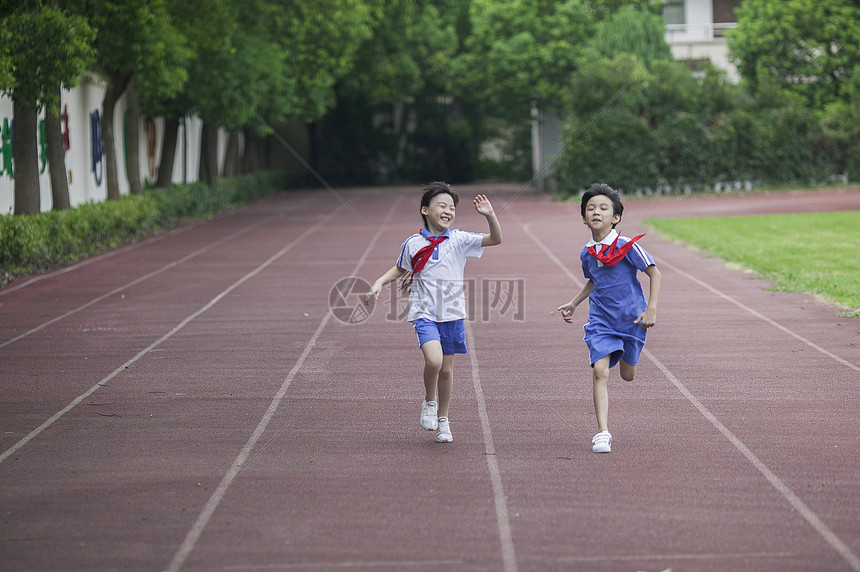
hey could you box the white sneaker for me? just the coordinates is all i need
[435,417,453,443]
[592,430,612,453]
[420,400,438,430]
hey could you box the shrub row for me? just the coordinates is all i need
[0,170,289,286]
[556,102,859,197]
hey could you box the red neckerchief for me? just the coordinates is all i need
[588,233,645,267]
[411,234,448,274]
[401,230,449,291]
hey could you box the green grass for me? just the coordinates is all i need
[647,211,860,317]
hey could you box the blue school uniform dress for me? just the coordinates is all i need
[581,229,655,368]
[398,228,485,354]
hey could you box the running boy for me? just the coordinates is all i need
[365,182,502,443]
[557,183,662,453]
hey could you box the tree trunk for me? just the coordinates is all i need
[12,99,41,215]
[198,122,218,186]
[46,86,71,210]
[222,129,240,177]
[155,116,179,189]
[124,78,143,195]
[102,71,132,200]
[242,128,260,174]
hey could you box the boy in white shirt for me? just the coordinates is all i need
[366,182,502,443]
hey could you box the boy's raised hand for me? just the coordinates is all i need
[473,194,495,217]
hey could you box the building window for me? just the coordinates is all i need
[663,0,685,26]
[713,0,740,24]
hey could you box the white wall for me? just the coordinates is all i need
[664,0,739,82]
[0,76,225,214]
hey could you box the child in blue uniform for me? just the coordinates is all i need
[366,182,503,443]
[558,183,662,453]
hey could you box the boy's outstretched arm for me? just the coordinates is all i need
[474,195,502,246]
[364,265,408,305]
[558,279,594,323]
[634,265,662,328]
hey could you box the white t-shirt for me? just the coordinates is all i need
[397,228,485,322]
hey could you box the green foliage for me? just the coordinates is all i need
[589,5,672,69]
[655,112,713,187]
[450,0,593,117]
[315,0,477,184]
[709,100,837,184]
[648,211,860,316]
[82,0,190,101]
[557,107,661,193]
[0,5,94,108]
[340,0,458,101]
[553,36,859,195]
[278,0,374,122]
[0,171,289,286]
[728,0,860,110]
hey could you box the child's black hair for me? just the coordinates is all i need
[420,182,459,227]
[580,183,624,227]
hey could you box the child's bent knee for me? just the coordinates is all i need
[620,361,636,381]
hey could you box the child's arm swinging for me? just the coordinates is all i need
[474,195,502,247]
[365,265,408,304]
[558,279,594,323]
[634,265,662,328]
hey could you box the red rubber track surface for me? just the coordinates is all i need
[1,186,859,572]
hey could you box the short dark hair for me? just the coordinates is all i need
[580,183,624,226]
[420,182,458,227]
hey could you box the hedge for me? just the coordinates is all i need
[0,170,290,287]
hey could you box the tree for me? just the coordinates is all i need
[144,0,235,188]
[322,0,462,182]
[450,0,594,118]
[729,0,860,109]
[72,0,188,200]
[589,4,672,69]
[0,4,94,214]
[253,0,374,179]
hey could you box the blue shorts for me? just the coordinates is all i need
[412,318,467,355]
[583,321,646,368]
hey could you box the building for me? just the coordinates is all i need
[531,0,741,190]
[664,0,740,81]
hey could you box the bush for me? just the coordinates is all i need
[656,112,714,188]
[0,170,289,287]
[556,108,661,194]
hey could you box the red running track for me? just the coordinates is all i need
[1,185,859,572]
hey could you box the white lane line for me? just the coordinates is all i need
[645,348,860,572]
[0,210,338,466]
[0,215,278,349]
[164,196,402,572]
[222,559,463,570]
[465,321,518,572]
[523,219,860,572]
[656,257,860,373]
[558,551,796,563]
[0,220,208,296]
[526,215,859,373]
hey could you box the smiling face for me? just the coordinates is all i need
[421,192,456,235]
[582,194,621,240]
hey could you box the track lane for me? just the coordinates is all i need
[0,186,857,572]
[496,196,859,571]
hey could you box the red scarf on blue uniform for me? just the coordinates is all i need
[588,233,645,267]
